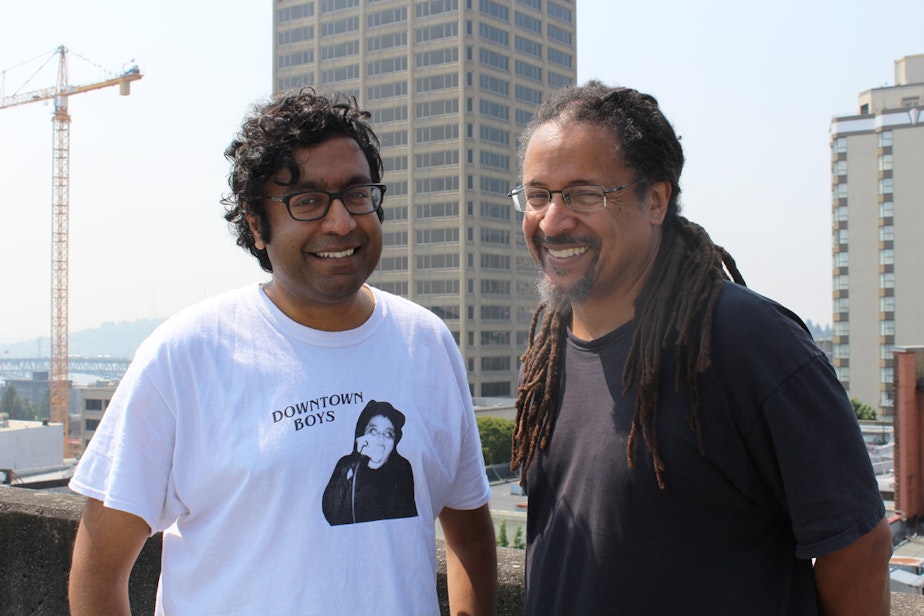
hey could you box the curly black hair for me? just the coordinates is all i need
[222,88,384,272]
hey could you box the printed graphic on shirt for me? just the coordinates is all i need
[322,400,418,526]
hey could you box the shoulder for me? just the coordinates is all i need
[371,286,452,333]
[708,282,827,384]
[133,284,261,361]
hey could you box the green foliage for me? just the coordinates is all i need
[0,385,41,421]
[476,416,515,466]
[497,519,509,547]
[850,397,877,421]
[512,525,525,549]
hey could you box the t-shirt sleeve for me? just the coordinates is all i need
[754,354,885,559]
[439,332,492,511]
[68,348,185,534]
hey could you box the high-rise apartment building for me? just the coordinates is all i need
[830,54,924,420]
[272,0,577,396]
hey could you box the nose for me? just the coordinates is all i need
[537,192,577,236]
[320,197,357,234]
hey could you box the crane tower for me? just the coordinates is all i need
[0,46,141,456]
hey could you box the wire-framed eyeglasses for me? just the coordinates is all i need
[265,183,387,221]
[508,180,644,213]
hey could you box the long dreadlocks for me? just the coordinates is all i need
[511,83,746,489]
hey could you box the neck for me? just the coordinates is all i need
[262,283,376,331]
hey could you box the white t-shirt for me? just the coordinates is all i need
[70,284,491,615]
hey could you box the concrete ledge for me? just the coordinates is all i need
[1,486,920,615]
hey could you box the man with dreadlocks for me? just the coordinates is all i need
[510,81,890,615]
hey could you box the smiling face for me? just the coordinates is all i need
[521,121,670,336]
[247,136,383,330]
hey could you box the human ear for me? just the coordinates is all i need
[646,182,671,226]
[244,206,267,250]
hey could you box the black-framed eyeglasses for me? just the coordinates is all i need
[507,180,644,213]
[265,183,387,221]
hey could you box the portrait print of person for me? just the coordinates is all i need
[323,400,418,526]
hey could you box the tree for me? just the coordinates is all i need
[497,519,509,547]
[850,397,877,421]
[512,525,525,550]
[0,385,40,421]
[476,416,515,466]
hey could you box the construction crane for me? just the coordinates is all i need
[0,45,141,457]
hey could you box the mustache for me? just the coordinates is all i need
[533,233,599,248]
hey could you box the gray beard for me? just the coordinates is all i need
[536,258,597,306]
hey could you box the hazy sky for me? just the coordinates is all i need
[1,0,922,345]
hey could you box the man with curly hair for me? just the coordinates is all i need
[68,90,496,615]
[511,81,891,615]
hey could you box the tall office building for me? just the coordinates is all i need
[830,54,924,420]
[272,0,577,396]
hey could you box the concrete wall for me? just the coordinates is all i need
[2,486,922,615]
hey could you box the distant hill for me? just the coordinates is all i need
[805,319,833,340]
[0,318,166,358]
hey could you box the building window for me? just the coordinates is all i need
[515,84,542,105]
[877,131,892,148]
[479,48,510,71]
[367,31,408,52]
[547,71,572,88]
[417,253,460,269]
[321,0,359,11]
[547,1,572,23]
[514,11,541,33]
[547,24,572,46]
[878,154,893,171]
[480,175,510,194]
[878,225,894,242]
[878,178,893,195]
[547,47,572,68]
[379,256,409,271]
[415,21,459,43]
[832,136,847,154]
[278,50,315,69]
[514,36,542,58]
[278,26,315,46]
[415,124,460,143]
[322,16,360,38]
[417,73,460,93]
[320,64,360,83]
[479,73,509,96]
[480,201,510,221]
[481,382,511,397]
[833,274,848,292]
[834,251,848,268]
[879,248,894,266]
[515,60,542,82]
[417,150,460,168]
[278,3,315,22]
[479,125,510,145]
[880,296,895,313]
[84,419,100,431]
[833,160,847,176]
[367,57,408,76]
[367,6,407,28]
[367,81,409,101]
[428,305,461,320]
[880,272,894,289]
[481,330,511,346]
[833,205,847,223]
[417,279,461,295]
[85,399,103,411]
[416,0,459,18]
[879,201,893,219]
[416,227,460,244]
[377,281,408,296]
[517,0,541,9]
[481,356,511,371]
[479,150,510,171]
[416,99,459,119]
[415,47,459,69]
[480,227,510,245]
[482,305,511,320]
[479,22,509,46]
[480,253,511,270]
[321,40,359,60]
[479,0,509,22]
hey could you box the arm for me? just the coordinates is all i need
[439,504,497,616]
[69,497,151,616]
[813,516,892,616]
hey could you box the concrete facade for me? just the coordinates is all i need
[830,54,924,419]
[272,0,577,397]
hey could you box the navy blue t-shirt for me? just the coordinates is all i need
[524,282,884,615]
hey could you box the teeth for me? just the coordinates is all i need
[316,249,355,258]
[547,246,588,258]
